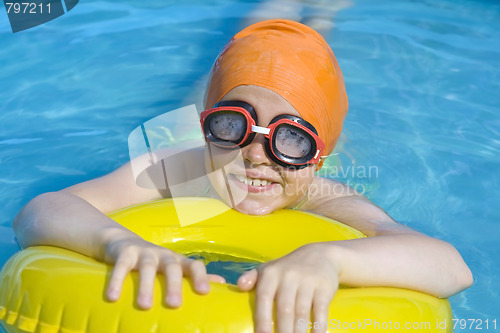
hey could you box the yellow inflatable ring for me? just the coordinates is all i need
[0,198,452,333]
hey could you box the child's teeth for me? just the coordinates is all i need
[235,175,269,186]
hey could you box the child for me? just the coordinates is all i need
[13,20,472,333]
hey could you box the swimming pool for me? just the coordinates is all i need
[1,0,498,331]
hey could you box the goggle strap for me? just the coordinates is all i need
[251,125,271,135]
[314,150,321,160]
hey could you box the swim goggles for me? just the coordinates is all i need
[200,101,325,169]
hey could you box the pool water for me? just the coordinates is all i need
[1,0,499,331]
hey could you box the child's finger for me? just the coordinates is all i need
[163,261,183,308]
[294,283,314,333]
[237,268,258,291]
[254,270,278,333]
[275,278,299,333]
[106,254,135,301]
[208,274,226,283]
[137,253,159,309]
[183,259,210,294]
[311,289,333,333]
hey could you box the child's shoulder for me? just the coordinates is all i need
[309,176,359,199]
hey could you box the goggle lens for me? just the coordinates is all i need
[274,125,313,159]
[208,111,247,145]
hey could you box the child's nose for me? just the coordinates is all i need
[242,134,272,166]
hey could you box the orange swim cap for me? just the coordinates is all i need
[205,19,348,155]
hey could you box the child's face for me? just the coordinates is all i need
[205,85,317,215]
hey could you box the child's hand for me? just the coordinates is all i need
[237,243,339,333]
[104,236,225,309]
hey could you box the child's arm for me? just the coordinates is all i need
[13,160,221,309]
[302,177,473,294]
[238,177,473,333]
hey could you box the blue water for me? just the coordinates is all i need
[1,0,499,332]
